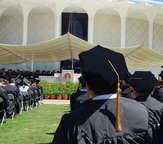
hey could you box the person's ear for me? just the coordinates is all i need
[86,83,96,98]
[86,82,90,91]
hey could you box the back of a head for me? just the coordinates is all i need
[78,75,86,88]
[9,77,15,84]
[0,76,4,83]
[159,71,163,79]
[129,71,157,94]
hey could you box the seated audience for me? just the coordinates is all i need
[128,71,163,143]
[52,45,158,144]
[152,71,163,103]
[70,75,88,111]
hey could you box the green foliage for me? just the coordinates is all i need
[40,80,78,95]
[0,104,69,144]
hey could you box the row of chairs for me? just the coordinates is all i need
[20,89,43,112]
[0,97,5,126]
[0,94,15,126]
[0,88,43,126]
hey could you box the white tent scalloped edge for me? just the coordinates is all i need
[0,32,163,70]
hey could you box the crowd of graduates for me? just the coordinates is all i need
[1,45,163,144]
[70,71,163,113]
[52,45,163,144]
[0,69,43,126]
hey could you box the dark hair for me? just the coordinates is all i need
[137,89,153,94]
[78,76,86,88]
[82,72,117,95]
[87,81,117,95]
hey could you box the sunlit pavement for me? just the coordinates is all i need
[42,99,70,104]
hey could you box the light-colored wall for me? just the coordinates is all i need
[31,61,60,71]
[0,13,150,48]
[94,14,121,47]
[153,23,163,54]
[27,12,55,44]
[0,61,60,72]
[0,62,31,71]
[126,18,148,47]
[0,15,23,45]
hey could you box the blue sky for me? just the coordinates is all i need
[153,0,163,2]
[129,0,163,4]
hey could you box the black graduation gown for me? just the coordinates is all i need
[0,86,8,111]
[52,97,153,144]
[70,89,87,111]
[134,95,163,144]
[74,93,90,109]
[160,113,163,143]
[134,95,163,111]
[152,86,163,103]
[3,85,21,114]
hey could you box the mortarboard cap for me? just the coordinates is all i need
[23,77,30,85]
[29,76,35,82]
[0,75,5,82]
[159,71,163,78]
[123,71,132,83]
[15,78,22,85]
[79,45,128,87]
[35,78,40,84]
[129,71,157,93]
[9,78,15,83]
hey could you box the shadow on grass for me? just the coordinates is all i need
[37,132,56,144]
[38,143,52,144]
[38,142,51,144]
[46,132,55,135]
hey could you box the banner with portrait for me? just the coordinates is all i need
[61,70,74,82]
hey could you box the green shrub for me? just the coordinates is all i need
[40,80,78,95]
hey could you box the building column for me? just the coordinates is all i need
[148,19,154,49]
[144,10,157,49]
[54,11,62,38]
[54,10,62,70]
[115,4,128,48]
[120,16,126,48]
[22,12,28,45]
[88,13,95,43]
[20,1,34,45]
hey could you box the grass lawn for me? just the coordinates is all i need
[0,104,70,144]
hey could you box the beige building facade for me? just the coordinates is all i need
[0,0,163,72]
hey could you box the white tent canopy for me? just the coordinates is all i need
[0,33,163,70]
[111,45,163,69]
[0,33,94,64]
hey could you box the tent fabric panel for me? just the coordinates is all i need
[0,33,163,69]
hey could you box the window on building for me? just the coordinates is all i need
[61,13,88,73]
[62,13,88,40]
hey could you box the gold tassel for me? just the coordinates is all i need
[107,60,122,132]
[116,81,122,132]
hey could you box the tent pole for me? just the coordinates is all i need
[67,33,74,70]
[71,57,74,70]
[31,60,34,72]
